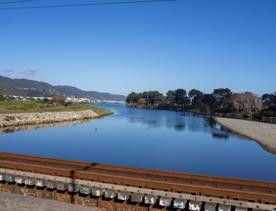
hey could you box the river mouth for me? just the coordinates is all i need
[0,103,275,182]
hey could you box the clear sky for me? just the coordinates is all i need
[0,0,275,96]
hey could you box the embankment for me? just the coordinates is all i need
[0,110,111,128]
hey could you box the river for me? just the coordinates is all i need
[0,103,275,181]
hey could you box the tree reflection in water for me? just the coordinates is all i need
[124,109,233,139]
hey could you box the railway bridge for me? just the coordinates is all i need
[0,153,275,211]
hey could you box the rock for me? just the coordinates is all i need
[0,110,99,127]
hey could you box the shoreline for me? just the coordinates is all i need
[0,119,92,134]
[215,117,276,154]
[0,109,113,128]
[127,104,276,124]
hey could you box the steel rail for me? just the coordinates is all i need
[0,152,275,204]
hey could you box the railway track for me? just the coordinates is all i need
[0,152,276,206]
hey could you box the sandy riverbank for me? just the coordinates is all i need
[0,110,110,128]
[215,117,276,154]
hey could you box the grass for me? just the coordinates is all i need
[0,100,112,116]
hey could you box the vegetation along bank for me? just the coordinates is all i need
[126,88,276,123]
[0,95,112,127]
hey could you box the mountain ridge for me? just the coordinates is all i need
[0,75,126,101]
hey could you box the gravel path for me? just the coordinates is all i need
[0,191,98,211]
[215,117,276,154]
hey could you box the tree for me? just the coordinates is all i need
[213,88,232,101]
[0,95,5,101]
[166,90,175,105]
[188,89,203,108]
[126,91,163,107]
[212,88,232,112]
[226,92,263,116]
[262,93,276,107]
[142,91,163,106]
[137,98,146,106]
[200,94,216,113]
[126,92,139,104]
[256,104,276,118]
[151,91,164,105]
[174,89,189,106]
[142,91,151,105]
[188,89,203,99]
[257,92,276,119]
[125,89,276,120]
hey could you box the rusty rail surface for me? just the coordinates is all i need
[0,152,275,205]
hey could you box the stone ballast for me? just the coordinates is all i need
[0,110,100,127]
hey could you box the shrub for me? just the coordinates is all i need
[62,101,73,107]
[42,98,50,103]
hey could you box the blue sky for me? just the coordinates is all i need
[0,0,275,95]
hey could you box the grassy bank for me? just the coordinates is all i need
[0,100,112,116]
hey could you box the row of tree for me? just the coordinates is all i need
[126,89,276,121]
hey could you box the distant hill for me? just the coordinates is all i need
[0,76,126,101]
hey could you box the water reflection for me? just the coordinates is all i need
[212,132,229,140]
[123,108,232,139]
[107,105,275,154]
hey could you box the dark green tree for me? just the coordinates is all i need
[201,94,216,113]
[257,92,276,119]
[188,89,203,99]
[151,91,164,105]
[213,88,232,101]
[126,92,140,104]
[142,91,163,106]
[174,89,189,106]
[166,90,175,105]
[188,89,203,108]
[212,88,232,112]
[262,93,276,107]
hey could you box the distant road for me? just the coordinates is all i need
[215,117,276,154]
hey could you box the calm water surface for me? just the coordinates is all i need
[0,103,275,181]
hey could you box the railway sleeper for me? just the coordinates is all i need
[0,169,275,211]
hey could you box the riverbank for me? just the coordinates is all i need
[0,99,113,127]
[0,119,91,133]
[128,104,276,124]
[215,117,276,154]
[0,109,112,128]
